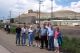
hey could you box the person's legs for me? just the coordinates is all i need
[28,33,31,46]
[54,47,60,53]
[54,38,59,53]
[24,33,26,45]
[7,28,10,33]
[18,36,20,45]
[16,33,20,45]
[17,33,20,45]
[51,36,54,50]
[21,34,24,45]
[16,34,18,44]
[22,33,25,46]
[40,36,44,48]
[44,36,48,49]
[31,33,34,46]
[48,36,52,50]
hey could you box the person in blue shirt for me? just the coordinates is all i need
[40,24,48,49]
[47,23,54,51]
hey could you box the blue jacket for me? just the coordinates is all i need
[58,32,63,46]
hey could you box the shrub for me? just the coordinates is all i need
[62,36,80,53]
[10,25,16,34]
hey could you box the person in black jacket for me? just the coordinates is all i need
[16,25,21,45]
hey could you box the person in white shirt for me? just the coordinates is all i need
[4,24,7,31]
[47,23,54,51]
[21,24,27,46]
[28,25,34,46]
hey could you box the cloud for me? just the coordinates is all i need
[0,0,80,19]
[62,1,80,12]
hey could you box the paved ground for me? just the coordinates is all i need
[0,45,11,53]
[0,30,54,53]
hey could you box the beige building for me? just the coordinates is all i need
[26,9,80,19]
[14,9,80,24]
[51,20,80,26]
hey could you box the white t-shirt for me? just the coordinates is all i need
[4,25,6,28]
[28,28,33,33]
[47,27,54,36]
[21,27,27,33]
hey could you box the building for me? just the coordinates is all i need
[14,9,80,25]
[51,20,80,26]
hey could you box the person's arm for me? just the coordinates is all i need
[21,28,23,34]
[47,29,49,40]
[15,28,17,33]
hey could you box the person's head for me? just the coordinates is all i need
[56,27,60,32]
[37,24,40,28]
[51,25,53,30]
[23,23,26,28]
[47,22,51,27]
[30,25,33,29]
[42,23,46,28]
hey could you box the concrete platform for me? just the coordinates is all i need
[0,45,11,53]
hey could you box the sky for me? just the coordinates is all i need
[0,0,80,19]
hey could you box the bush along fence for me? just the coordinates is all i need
[62,36,80,53]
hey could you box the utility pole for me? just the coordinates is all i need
[75,13,77,20]
[39,0,43,26]
[3,16,4,23]
[9,10,11,23]
[51,0,53,20]
[19,12,20,24]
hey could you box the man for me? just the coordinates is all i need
[40,24,48,49]
[47,23,54,51]
[16,25,21,45]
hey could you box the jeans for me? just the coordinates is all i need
[22,33,26,45]
[16,33,21,45]
[48,36,54,50]
[28,32,34,46]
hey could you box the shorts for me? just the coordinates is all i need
[35,36,40,41]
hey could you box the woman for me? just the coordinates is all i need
[35,25,41,47]
[54,27,62,53]
[28,25,34,46]
[21,24,27,46]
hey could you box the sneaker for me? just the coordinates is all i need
[27,45,30,47]
[40,47,44,49]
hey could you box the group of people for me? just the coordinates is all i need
[15,22,63,53]
[4,24,11,33]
